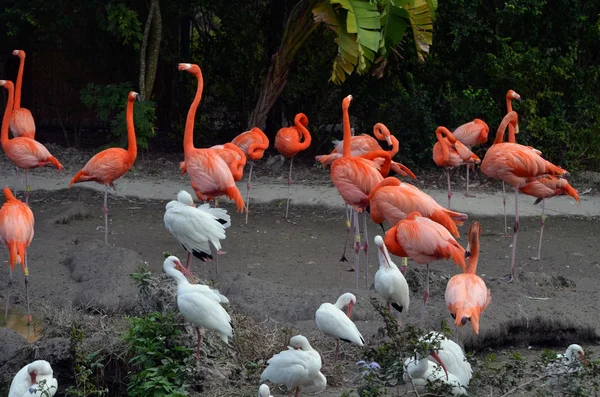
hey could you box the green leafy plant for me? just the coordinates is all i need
[130,264,152,288]
[65,327,109,397]
[80,83,156,149]
[124,312,193,397]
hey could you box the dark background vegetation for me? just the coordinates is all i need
[1,0,599,170]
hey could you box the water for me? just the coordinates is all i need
[3,310,41,342]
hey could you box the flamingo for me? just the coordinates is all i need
[258,384,273,397]
[178,64,244,211]
[1,80,63,205]
[481,115,569,282]
[69,92,139,244]
[445,221,491,336]
[545,344,588,378]
[368,177,468,240]
[419,331,473,388]
[180,142,247,183]
[330,95,391,287]
[432,126,480,209]
[9,360,57,397]
[315,292,364,362]
[260,335,326,397]
[10,50,36,140]
[275,113,312,220]
[505,89,522,115]
[163,256,233,360]
[1,187,34,325]
[383,211,466,323]
[374,235,409,324]
[519,175,579,261]
[232,127,270,224]
[452,119,489,197]
[164,190,230,272]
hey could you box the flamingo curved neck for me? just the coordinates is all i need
[506,95,513,114]
[294,114,311,151]
[184,68,204,154]
[435,128,451,160]
[493,113,514,144]
[1,82,14,146]
[126,98,137,161]
[14,54,25,109]
[342,104,351,157]
[466,236,480,274]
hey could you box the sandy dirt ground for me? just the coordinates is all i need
[1,147,600,396]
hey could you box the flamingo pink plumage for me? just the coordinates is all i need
[452,119,489,197]
[9,50,35,140]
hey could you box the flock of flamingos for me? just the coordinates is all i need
[0,51,586,396]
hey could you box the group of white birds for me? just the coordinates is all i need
[4,190,588,397]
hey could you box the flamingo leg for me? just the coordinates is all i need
[14,167,18,198]
[466,164,470,197]
[362,210,369,288]
[3,267,13,325]
[104,185,109,244]
[293,387,301,397]
[502,182,508,237]
[400,257,408,275]
[340,205,351,262]
[506,188,520,282]
[334,339,340,363]
[420,264,430,326]
[195,327,202,360]
[24,252,31,325]
[284,157,294,219]
[353,209,361,288]
[446,169,452,209]
[245,160,254,225]
[25,170,30,205]
[186,251,193,270]
[534,199,546,260]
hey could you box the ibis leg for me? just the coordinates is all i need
[195,327,202,360]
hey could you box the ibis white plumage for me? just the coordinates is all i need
[260,335,326,397]
[163,255,233,359]
[164,190,230,270]
[403,353,467,396]
[258,384,272,397]
[420,331,472,388]
[9,360,58,397]
[374,235,410,319]
[315,292,365,361]
[546,344,587,378]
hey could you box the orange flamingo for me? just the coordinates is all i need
[180,142,247,183]
[452,119,489,197]
[10,50,35,140]
[368,177,468,239]
[178,63,245,212]
[1,80,63,205]
[231,127,270,224]
[383,211,466,323]
[330,95,391,287]
[275,113,312,220]
[481,115,569,282]
[69,91,140,244]
[506,89,521,114]
[0,187,34,325]
[445,221,491,336]
[519,175,579,260]
[432,126,480,209]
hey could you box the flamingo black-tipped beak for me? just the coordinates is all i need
[136,95,142,103]
[517,97,522,103]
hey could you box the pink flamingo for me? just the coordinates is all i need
[452,119,489,197]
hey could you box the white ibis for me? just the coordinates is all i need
[260,335,326,397]
[164,190,230,271]
[546,344,587,378]
[163,256,233,359]
[258,384,273,397]
[315,292,364,362]
[420,331,472,388]
[403,353,467,396]
[9,360,57,397]
[374,235,409,323]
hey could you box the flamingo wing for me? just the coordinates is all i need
[453,120,488,147]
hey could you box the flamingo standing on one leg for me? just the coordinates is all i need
[452,119,489,197]
[231,127,269,224]
[178,63,245,212]
[445,221,491,337]
[383,211,466,324]
[519,175,579,260]
[432,127,480,209]
[481,116,569,282]
[330,95,391,288]
[275,113,312,220]
[0,187,34,326]
[180,143,247,183]
[1,80,63,206]
[69,92,139,244]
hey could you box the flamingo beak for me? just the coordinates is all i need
[178,63,191,71]
[136,94,141,103]
[385,136,392,146]
[347,301,354,318]
[465,242,471,259]
[430,352,449,381]
[515,124,520,135]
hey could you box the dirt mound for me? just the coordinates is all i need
[0,328,27,368]
[62,239,142,313]
[47,202,91,225]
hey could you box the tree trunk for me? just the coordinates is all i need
[139,0,162,100]
[247,0,320,130]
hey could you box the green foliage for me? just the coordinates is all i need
[80,83,156,149]
[65,327,109,397]
[104,2,143,49]
[124,312,193,397]
[130,264,152,288]
[29,379,58,397]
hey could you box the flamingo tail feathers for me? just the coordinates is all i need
[69,170,90,187]
[225,185,245,212]
[49,156,63,171]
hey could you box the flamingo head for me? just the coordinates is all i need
[128,91,141,103]
[0,80,7,86]
[507,89,521,103]
[342,95,353,110]
[12,50,24,58]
